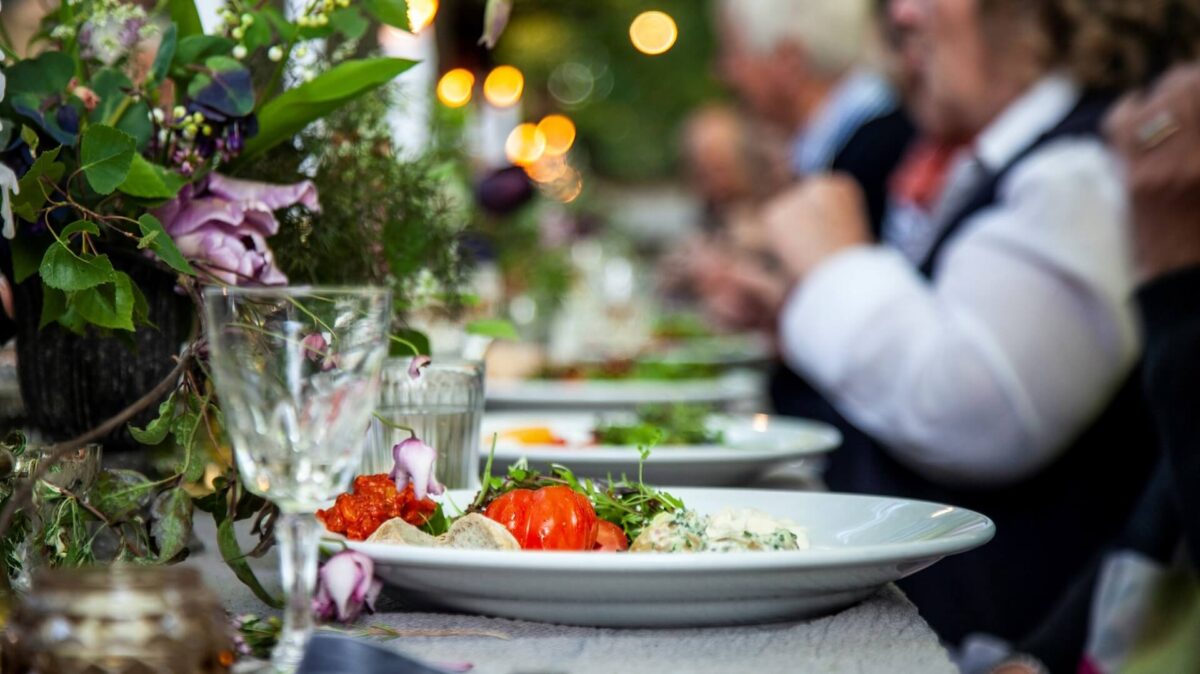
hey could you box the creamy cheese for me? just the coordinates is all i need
[630,508,809,553]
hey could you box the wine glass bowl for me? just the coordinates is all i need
[203,286,391,670]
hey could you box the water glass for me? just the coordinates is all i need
[203,286,390,670]
[365,358,484,489]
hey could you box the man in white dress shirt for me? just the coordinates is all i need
[761,0,1161,645]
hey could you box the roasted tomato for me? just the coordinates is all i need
[317,474,438,540]
[593,520,628,552]
[484,486,599,550]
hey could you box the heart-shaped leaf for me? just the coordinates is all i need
[39,241,116,291]
[187,56,254,120]
[151,487,194,561]
[80,125,136,194]
[90,469,155,521]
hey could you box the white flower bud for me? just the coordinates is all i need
[232,44,247,59]
[191,111,205,123]
[268,45,284,62]
[152,108,165,123]
[231,27,245,40]
[172,106,187,120]
[241,13,254,25]
[295,45,309,58]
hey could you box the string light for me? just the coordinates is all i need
[629,11,678,55]
[437,69,475,108]
[505,123,547,165]
[537,115,576,156]
[407,0,439,33]
[484,65,525,107]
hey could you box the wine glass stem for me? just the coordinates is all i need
[273,511,320,670]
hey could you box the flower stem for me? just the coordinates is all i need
[372,412,416,438]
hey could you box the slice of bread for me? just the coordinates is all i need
[366,517,438,546]
[440,513,521,550]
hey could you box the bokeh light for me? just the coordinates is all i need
[436,69,475,108]
[407,0,439,33]
[537,115,577,156]
[525,155,570,183]
[629,11,678,55]
[547,167,584,203]
[484,66,525,108]
[505,123,547,166]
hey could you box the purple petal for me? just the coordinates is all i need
[408,355,432,381]
[478,0,512,48]
[317,551,376,623]
[302,333,328,363]
[207,173,321,213]
[389,437,444,500]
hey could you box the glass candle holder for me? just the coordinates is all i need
[2,565,234,673]
[365,358,485,489]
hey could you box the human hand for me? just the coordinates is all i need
[763,174,871,281]
[1106,62,1200,281]
[697,257,790,332]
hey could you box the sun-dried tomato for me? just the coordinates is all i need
[317,474,438,540]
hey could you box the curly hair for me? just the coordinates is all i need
[1020,0,1200,90]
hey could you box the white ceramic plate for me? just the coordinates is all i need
[481,411,841,486]
[485,371,761,409]
[343,488,994,627]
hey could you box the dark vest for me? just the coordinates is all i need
[821,94,1159,644]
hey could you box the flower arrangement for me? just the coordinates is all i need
[0,0,481,602]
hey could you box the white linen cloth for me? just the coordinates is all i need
[778,74,1140,486]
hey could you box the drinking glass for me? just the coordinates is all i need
[203,286,390,670]
[364,358,484,489]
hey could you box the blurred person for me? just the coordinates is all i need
[759,0,1196,645]
[967,57,1200,674]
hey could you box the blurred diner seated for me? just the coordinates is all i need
[751,0,1198,647]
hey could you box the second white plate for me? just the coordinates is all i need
[482,411,841,485]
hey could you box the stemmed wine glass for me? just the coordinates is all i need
[203,286,391,670]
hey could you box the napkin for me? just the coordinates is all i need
[298,633,453,674]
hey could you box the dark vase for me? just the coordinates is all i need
[13,253,193,450]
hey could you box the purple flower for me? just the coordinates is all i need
[478,0,512,48]
[154,173,319,286]
[407,355,431,381]
[312,550,383,624]
[389,437,444,501]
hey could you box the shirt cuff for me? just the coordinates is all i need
[779,245,921,385]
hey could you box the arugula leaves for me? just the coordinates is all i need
[594,404,724,446]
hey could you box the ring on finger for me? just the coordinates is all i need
[1136,111,1181,151]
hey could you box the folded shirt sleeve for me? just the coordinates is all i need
[778,139,1140,486]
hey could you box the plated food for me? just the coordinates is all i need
[484,410,841,486]
[484,369,761,409]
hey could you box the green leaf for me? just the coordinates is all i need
[10,235,49,283]
[137,214,196,275]
[330,8,369,40]
[151,488,193,561]
[60,220,101,238]
[129,393,177,445]
[89,69,133,124]
[466,318,519,340]
[170,405,206,482]
[71,271,136,331]
[2,51,74,95]
[389,328,430,356]
[173,35,235,71]
[12,145,64,220]
[39,242,116,291]
[119,155,187,199]
[90,469,155,521]
[187,56,255,119]
[39,287,68,329]
[168,0,204,38]
[216,517,283,608]
[19,125,38,152]
[115,100,154,150]
[79,125,136,195]
[238,57,417,162]
[130,279,153,328]
[361,0,410,30]
[151,24,178,83]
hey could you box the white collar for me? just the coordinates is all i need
[973,73,1080,172]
